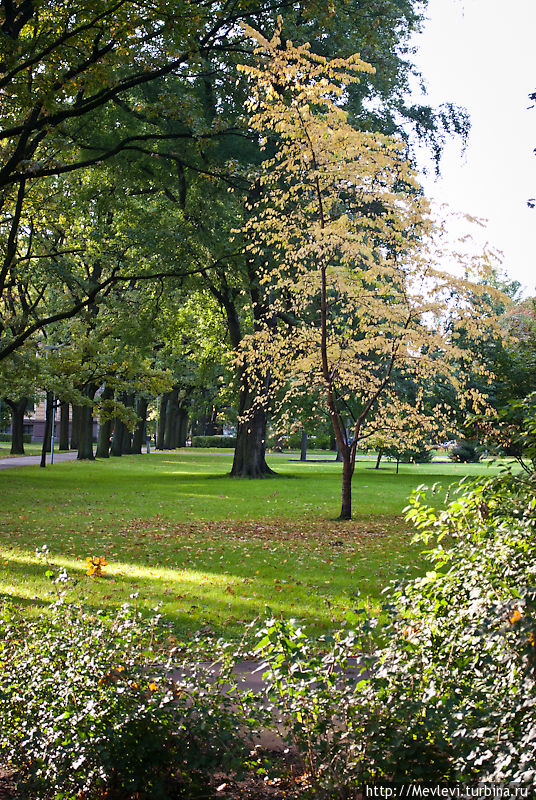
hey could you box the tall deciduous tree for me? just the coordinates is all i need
[0,0,308,361]
[238,25,500,519]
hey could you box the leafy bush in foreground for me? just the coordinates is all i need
[0,578,251,799]
[254,471,536,794]
[3,471,536,797]
[397,472,536,784]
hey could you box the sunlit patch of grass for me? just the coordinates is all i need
[0,451,500,638]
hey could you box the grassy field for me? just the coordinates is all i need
[0,450,502,640]
[0,443,48,458]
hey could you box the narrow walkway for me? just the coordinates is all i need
[0,451,79,470]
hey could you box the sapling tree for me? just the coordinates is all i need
[238,24,501,519]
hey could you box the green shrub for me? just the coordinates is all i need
[385,445,433,463]
[0,561,251,799]
[253,471,536,792]
[253,616,377,793]
[270,432,331,450]
[285,431,301,449]
[6,470,536,796]
[191,435,236,448]
[448,439,481,462]
[309,434,330,450]
[393,472,536,783]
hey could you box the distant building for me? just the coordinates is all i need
[5,400,98,443]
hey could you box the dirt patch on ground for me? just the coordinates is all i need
[0,768,19,800]
[0,761,306,799]
[124,516,411,545]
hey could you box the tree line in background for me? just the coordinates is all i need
[0,0,534,517]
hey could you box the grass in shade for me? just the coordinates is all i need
[0,450,504,640]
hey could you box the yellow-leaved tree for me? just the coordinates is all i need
[237,22,502,519]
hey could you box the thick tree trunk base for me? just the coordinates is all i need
[163,388,179,449]
[110,424,124,456]
[230,462,276,479]
[95,421,111,458]
[231,369,274,479]
[230,414,276,479]
[77,449,95,460]
[8,398,27,455]
[77,392,95,460]
[156,394,168,450]
[132,397,148,455]
[230,431,276,479]
[70,405,82,451]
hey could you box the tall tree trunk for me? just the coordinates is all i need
[121,394,134,454]
[339,455,353,520]
[95,385,114,458]
[334,443,343,462]
[177,407,188,448]
[156,393,168,450]
[40,392,53,468]
[70,404,82,450]
[77,386,96,460]
[132,397,148,455]
[210,279,274,479]
[163,388,179,449]
[59,402,70,450]
[110,419,124,457]
[96,417,111,458]
[110,393,133,456]
[7,397,27,454]
[231,376,274,478]
[375,448,383,469]
[300,429,307,462]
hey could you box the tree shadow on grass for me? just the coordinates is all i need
[0,590,49,611]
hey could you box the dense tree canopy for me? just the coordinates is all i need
[0,0,502,484]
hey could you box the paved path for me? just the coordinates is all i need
[171,657,365,694]
[0,450,343,471]
[0,451,79,470]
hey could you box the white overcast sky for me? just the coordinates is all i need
[410,0,536,295]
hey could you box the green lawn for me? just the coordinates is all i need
[0,450,502,640]
[0,444,47,458]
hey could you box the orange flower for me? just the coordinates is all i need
[148,682,158,692]
[510,608,522,624]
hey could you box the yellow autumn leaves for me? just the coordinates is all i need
[85,556,108,577]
